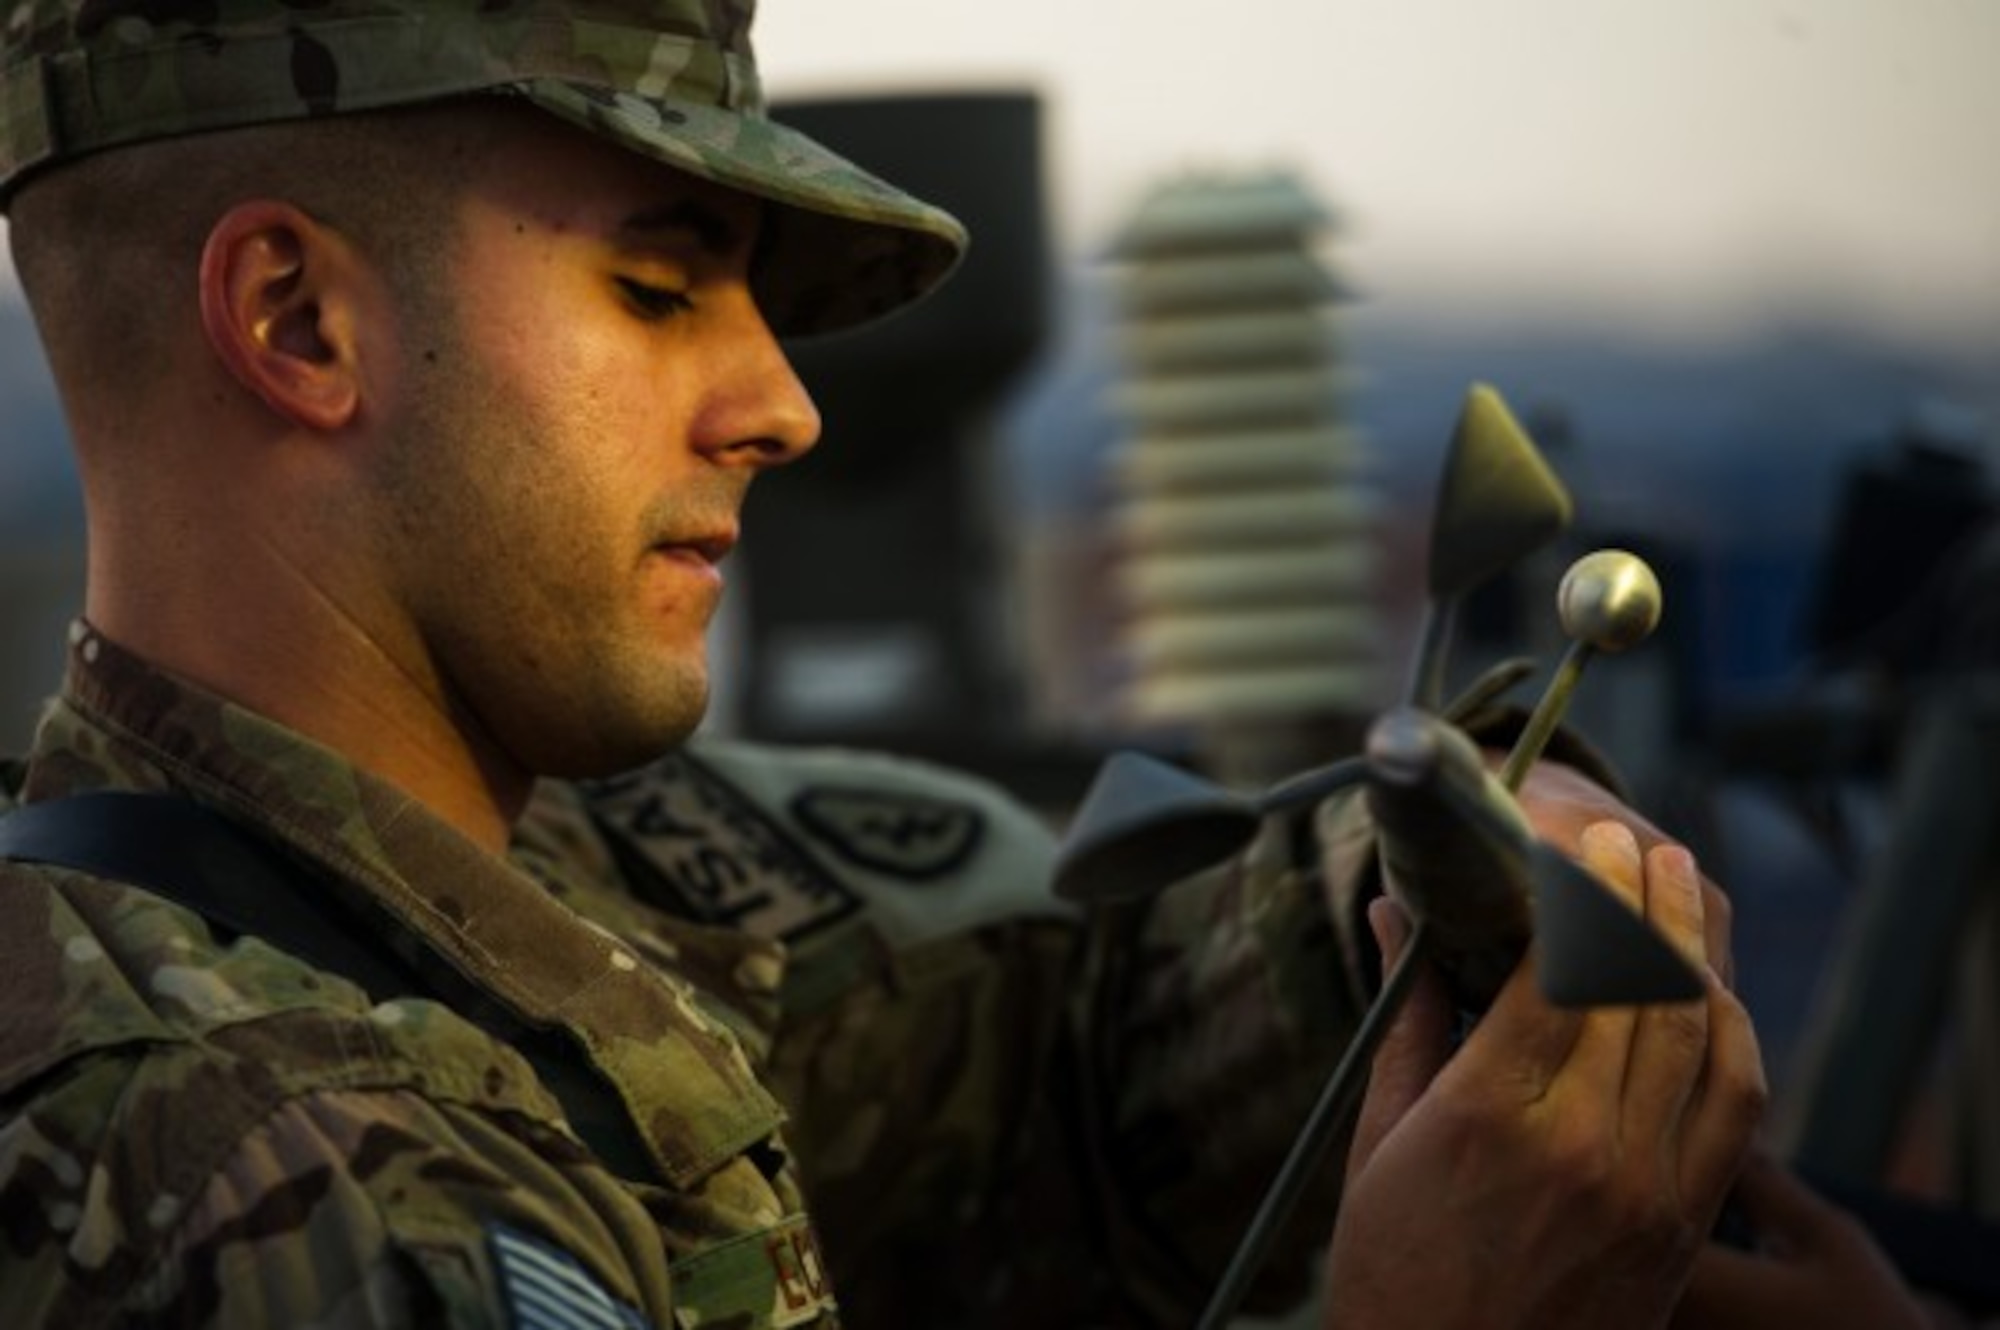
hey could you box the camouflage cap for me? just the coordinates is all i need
[0,0,967,335]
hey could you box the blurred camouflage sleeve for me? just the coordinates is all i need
[531,742,1100,1327]
[548,737,1371,1326]
[1073,806,1365,1321]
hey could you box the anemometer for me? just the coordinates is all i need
[1052,382,1699,1329]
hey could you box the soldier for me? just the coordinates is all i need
[0,1,1801,1326]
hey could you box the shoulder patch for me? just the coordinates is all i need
[788,786,985,882]
[584,756,860,943]
[487,1222,652,1330]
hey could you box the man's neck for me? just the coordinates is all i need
[82,588,528,856]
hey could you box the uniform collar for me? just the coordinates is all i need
[20,619,786,1188]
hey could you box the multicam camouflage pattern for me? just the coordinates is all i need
[0,624,836,1327]
[520,741,1114,1326]
[1,622,1364,1326]
[522,739,1365,1325]
[0,0,966,335]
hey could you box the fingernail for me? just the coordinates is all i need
[1648,842,1711,969]
[1651,843,1701,906]
[1579,819,1640,871]
[1653,842,1696,881]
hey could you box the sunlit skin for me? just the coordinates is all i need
[363,114,821,809]
[75,109,819,854]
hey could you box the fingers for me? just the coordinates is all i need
[1474,815,1756,1221]
[1347,898,1453,1183]
[1643,841,1709,971]
[1622,841,1711,1134]
[1547,822,1645,1098]
[1513,763,1738,992]
[1650,843,1764,1214]
[1677,991,1767,1223]
[1601,833,1763,1212]
[1700,875,1736,990]
[1450,933,1588,1106]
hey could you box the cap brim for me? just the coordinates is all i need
[522,80,967,339]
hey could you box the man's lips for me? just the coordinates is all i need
[656,520,744,556]
[651,528,737,575]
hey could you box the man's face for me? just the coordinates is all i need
[371,110,821,783]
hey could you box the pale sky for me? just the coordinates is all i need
[0,0,1993,351]
[756,0,2000,348]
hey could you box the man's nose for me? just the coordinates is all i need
[700,301,823,468]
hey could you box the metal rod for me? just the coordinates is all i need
[1260,755,1372,815]
[1497,639,1592,792]
[1194,920,1435,1330]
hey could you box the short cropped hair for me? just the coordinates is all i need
[8,104,490,411]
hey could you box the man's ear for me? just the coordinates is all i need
[197,200,371,432]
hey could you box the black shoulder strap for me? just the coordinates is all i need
[0,790,659,1179]
[0,791,430,997]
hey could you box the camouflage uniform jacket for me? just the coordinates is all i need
[1,624,1365,1328]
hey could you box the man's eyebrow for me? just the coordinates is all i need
[618,199,744,257]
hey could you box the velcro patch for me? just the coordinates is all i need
[487,1222,652,1330]
[586,757,860,942]
[789,786,985,882]
[668,1214,837,1329]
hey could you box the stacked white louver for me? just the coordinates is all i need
[1105,173,1382,739]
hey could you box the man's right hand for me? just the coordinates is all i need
[1323,820,1767,1329]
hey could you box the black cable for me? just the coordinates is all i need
[1194,919,1435,1330]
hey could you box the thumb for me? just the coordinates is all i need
[1347,897,1453,1182]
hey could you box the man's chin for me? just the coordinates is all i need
[535,685,710,782]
